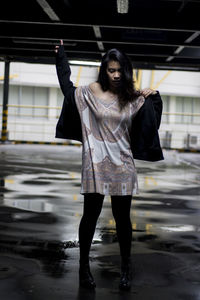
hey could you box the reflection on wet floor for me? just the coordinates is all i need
[0,145,200,299]
[0,146,200,244]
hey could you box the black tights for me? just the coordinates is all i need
[79,193,132,264]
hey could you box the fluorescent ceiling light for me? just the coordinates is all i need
[185,32,200,43]
[97,41,104,51]
[174,46,185,54]
[117,0,129,13]
[69,60,101,66]
[166,56,174,62]
[36,0,60,21]
[93,26,102,39]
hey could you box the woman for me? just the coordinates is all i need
[55,40,164,290]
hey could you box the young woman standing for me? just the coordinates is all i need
[55,40,163,290]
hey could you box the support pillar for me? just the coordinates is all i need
[1,60,10,142]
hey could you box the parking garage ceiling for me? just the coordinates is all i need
[1,0,200,71]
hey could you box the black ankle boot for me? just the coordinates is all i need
[79,262,96,289]
[119,258,132,291]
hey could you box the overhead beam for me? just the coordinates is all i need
[1,46,200,60]
[1,20,200,33]
[0,53,199,71]
[165,31,200,62]
[161,0,199,2]
[2,35,200,49]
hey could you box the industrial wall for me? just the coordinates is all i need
[0,61,200,150]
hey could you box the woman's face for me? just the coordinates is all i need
[106,60,122,89]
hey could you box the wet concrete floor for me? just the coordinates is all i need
[0,144,200,300]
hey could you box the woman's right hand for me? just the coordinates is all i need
[54,39,63,53]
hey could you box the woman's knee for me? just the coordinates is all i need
[111,195,132,221]
[83,193,104,219]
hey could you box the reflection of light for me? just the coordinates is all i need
[146,224,153,233]
[132,200,163,205]
[132,223,137,230]
[160,225,195,232]
[4,199,53,213]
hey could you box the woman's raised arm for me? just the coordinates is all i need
[55,39,75,97]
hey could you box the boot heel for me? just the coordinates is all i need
[79,263,96,289]
[119,258,132,291]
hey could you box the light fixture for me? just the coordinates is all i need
[36,0,60,21]
[185,32,200,43]
[117,0,129,14]
[69,60,101,67]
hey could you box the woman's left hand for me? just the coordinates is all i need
[140,88,157,98]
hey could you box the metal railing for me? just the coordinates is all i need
[0,103,200,151]
[0,103,199,117]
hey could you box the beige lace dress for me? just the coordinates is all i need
[75,85,145,196]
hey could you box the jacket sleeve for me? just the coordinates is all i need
[55,45,75,97]
[130,94,164,161]
[55,45,82,142]
[150,91,163,129]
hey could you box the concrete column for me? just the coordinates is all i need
[1,61,10,142]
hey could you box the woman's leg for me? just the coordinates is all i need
[111,195,132,290]
[111,195,132,260]
[79,193,104,264]
[78,193,104,288]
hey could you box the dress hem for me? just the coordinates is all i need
[80,190,139,196]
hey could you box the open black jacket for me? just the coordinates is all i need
[55,46,164,162]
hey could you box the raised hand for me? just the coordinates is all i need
[54,39,63,53]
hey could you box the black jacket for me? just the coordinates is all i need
[55,46,164,162]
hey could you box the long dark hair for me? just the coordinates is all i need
[97,48,140,109]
